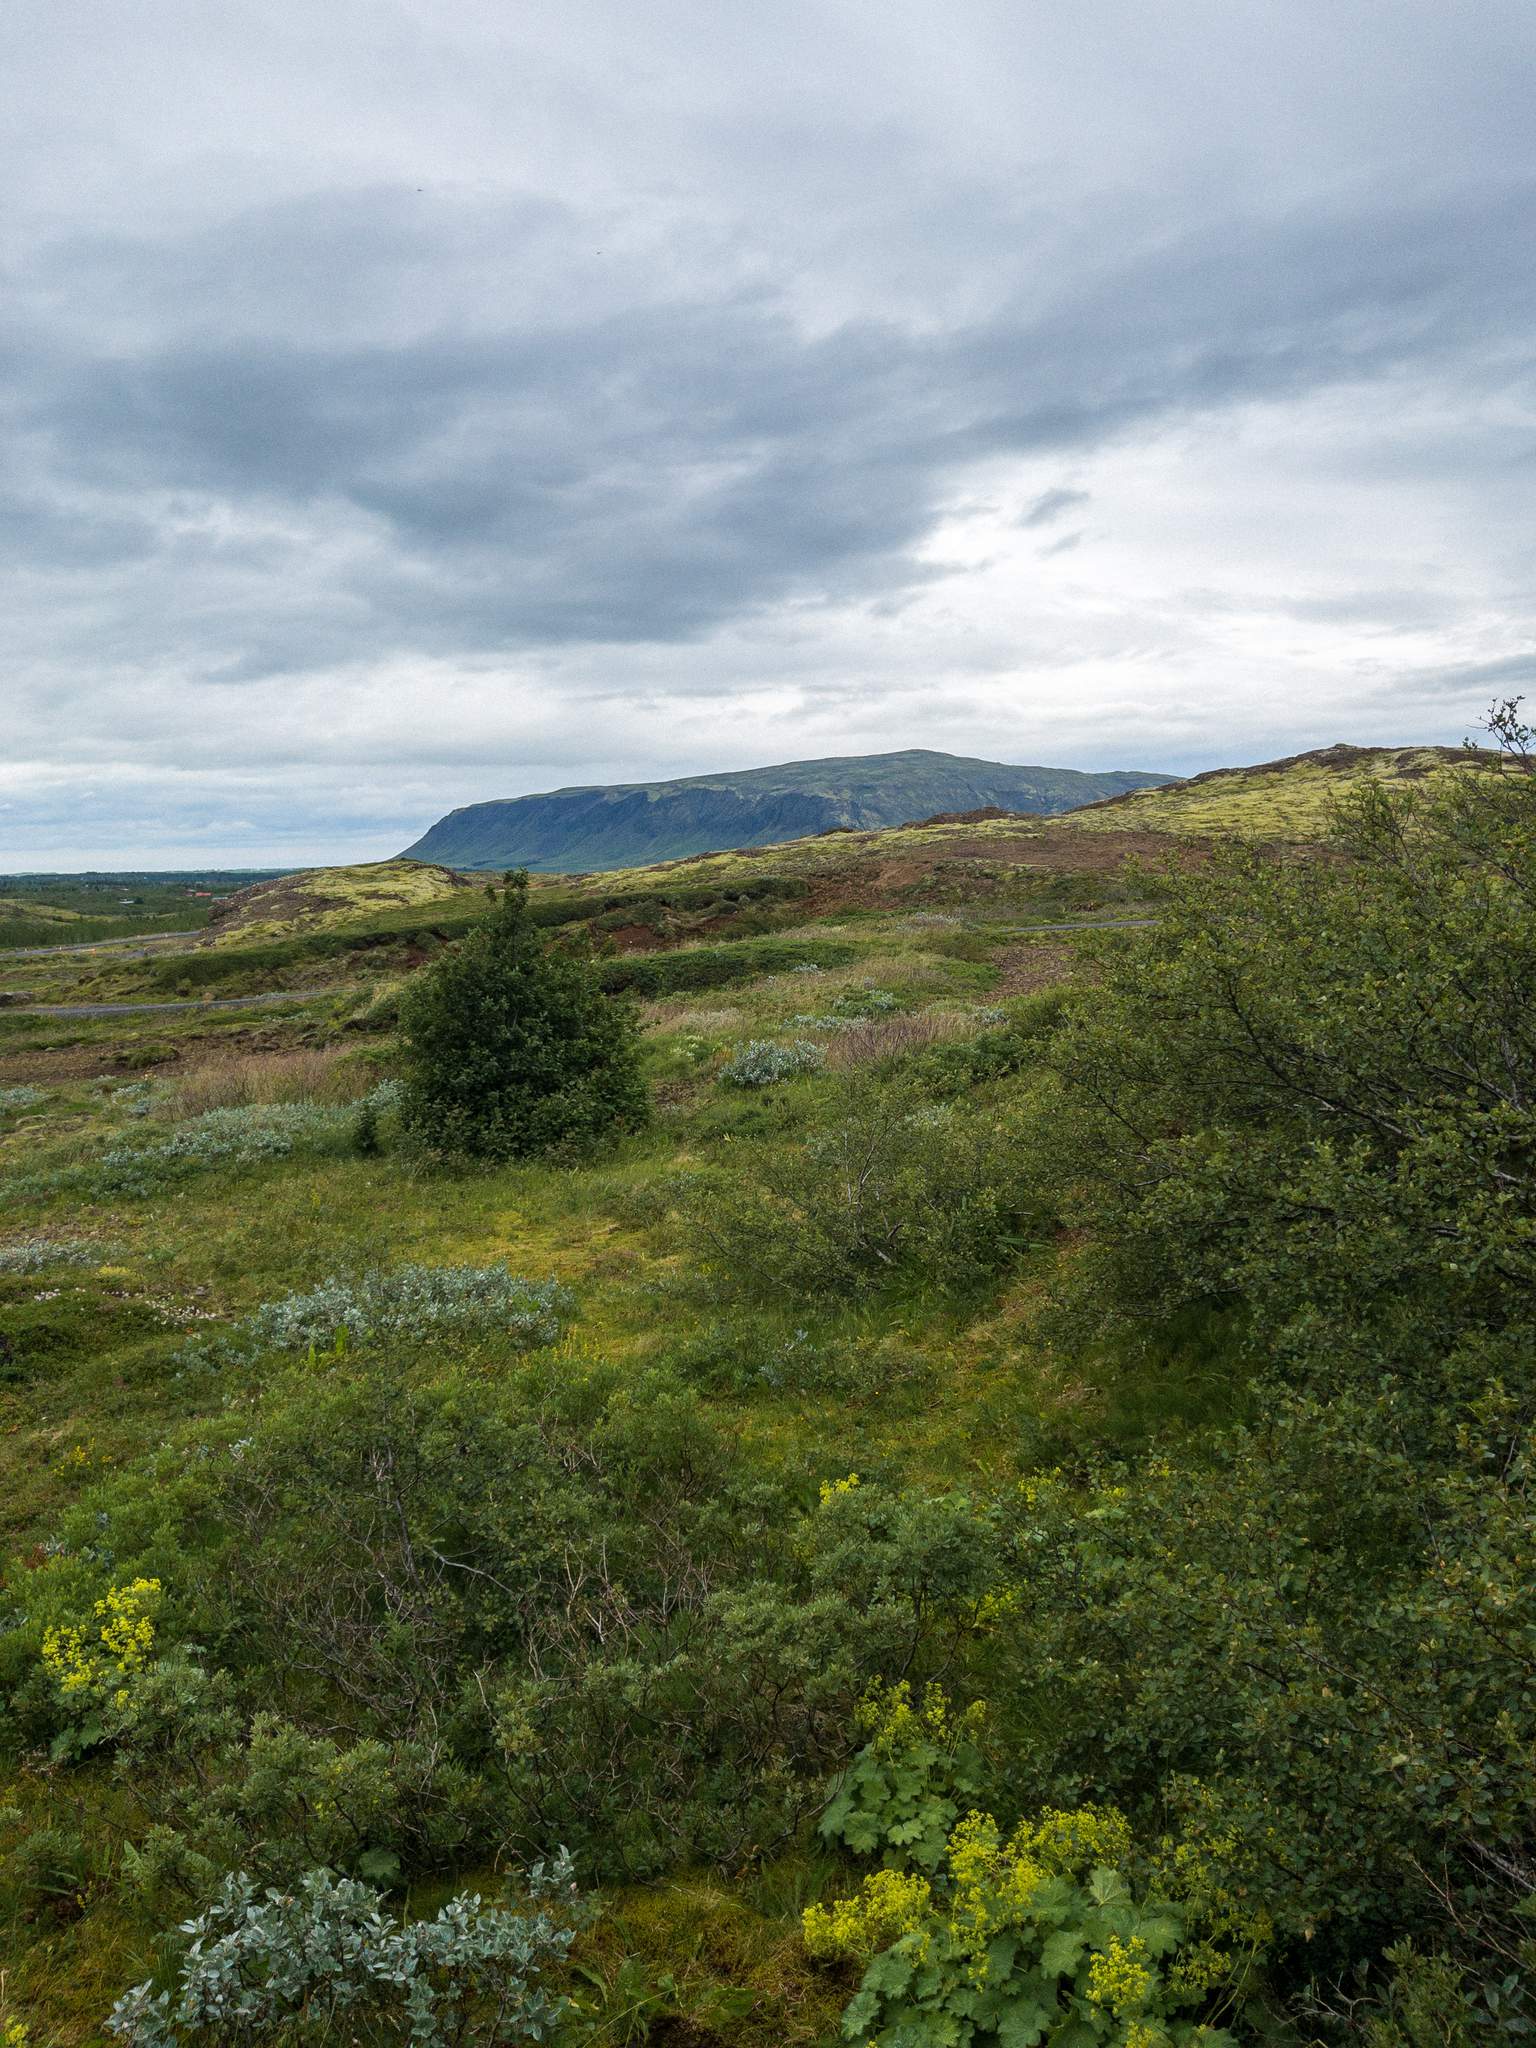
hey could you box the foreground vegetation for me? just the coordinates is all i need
[1,724,1532,2044]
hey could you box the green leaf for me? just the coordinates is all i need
[1039,1929,1086,1977]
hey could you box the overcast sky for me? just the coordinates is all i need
[4,1,1535,866]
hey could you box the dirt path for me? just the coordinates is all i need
[0,929,202,960]
[3,990,336,1019]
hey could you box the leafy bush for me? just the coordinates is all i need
[718,1038,826,1087]
[1024,736,1536,1399]
[987,719,1536,2026]
[686,1075,1036,1300]
[398,873,648,1160]
[831,987,900,1017]
[0,1086,45,1116]
[245,1264,575,1354]
[107,1855,584,2046]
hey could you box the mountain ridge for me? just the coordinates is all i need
[402,748,1176,872]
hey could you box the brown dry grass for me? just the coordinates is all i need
[821,1008,974,1069]
[168,1046,370,1117]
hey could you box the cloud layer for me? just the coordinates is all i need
[4,1,1535,864]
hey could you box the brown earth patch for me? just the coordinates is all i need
[993,942,1081,996]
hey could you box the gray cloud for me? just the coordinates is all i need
[1022,488,1090,528]
[4,2,1536,863]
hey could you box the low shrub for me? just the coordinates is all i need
[107,1855,585,2047]
[596,936,856,998]
[686,1075,1037,1301]
[718,1039,826,1087]
[807,1805,1250,2047]
[0,1084,46,1116]
[245,1264,575,1354]
[0,1236,100,1275]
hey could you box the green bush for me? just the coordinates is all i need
[398,872,649,1159]
[984,720,1536,2026]
[107,1855,584,2046]
[685,1074,1037,1301]
[806,1805,1247,2048]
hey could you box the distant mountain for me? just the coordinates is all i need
[402,749,1177,873]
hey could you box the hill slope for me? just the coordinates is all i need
[402,749,1175,871]
[203,859,474,943]
[1062,743,1481,838]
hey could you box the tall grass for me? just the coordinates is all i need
[168,1048,372,1118]
[821,1010,974,1069]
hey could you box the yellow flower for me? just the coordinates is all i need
[1086,1935,1153,2015]
[40,1577,162,1708]
[803,1868,933,1963]
[819,1472,861,1506]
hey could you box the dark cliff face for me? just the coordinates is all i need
[402,750,1176,871]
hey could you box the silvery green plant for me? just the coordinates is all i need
[0,1236,99,1275]
[831,987,900,1017]
[106,1853,583,2046]
[719,1039,826,1088]
[83,1084,402,1196]
[245,1263,575,1353]
[0,1083,47,1114]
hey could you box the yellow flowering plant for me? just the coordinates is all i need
[38,1576,164,1758]
[807,1802,1246,2047]
[819,1680,989,1872]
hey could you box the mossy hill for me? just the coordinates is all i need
[1060,742,1485,839]
[401,749,1175,872]
[204,860,476,943]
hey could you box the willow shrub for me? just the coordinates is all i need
[685,1072,1039,1303]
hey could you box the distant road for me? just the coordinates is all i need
[3,991,332,1019]
[998,916,1159,935]
[0,929,202,960]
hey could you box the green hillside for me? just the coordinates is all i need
[2,732,1534,2045]
[1061,741,1483,838]
[402,748,1175,871]
[203,859,476,943]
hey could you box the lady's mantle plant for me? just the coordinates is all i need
[806,1806,1244,2048]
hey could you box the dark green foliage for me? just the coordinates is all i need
[685,1073,1039,1302]
[10,1362,996,1893]
[1025,737,1536,1395]
[594,934,855,997]
[397,873,649,1159]
[993,722,1536,2025]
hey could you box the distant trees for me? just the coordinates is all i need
[398,871,648,1159]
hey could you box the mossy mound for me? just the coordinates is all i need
[204,860,474,944]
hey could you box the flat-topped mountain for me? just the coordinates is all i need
[401,748,1175,872]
